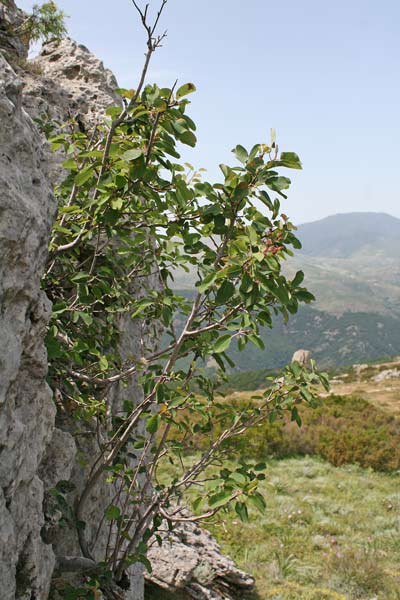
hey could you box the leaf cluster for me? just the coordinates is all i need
[19,1,67,45]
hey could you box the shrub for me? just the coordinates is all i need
[183,394,400,472]
[16,1,67,46]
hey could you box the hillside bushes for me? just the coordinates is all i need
[187,394,400,472]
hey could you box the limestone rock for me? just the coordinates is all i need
[146,516,255,599]
[352,363,369,379]
[22,37,121,125]
[0,50,57,599]
[0,0,28,63]
[373,368,400,382]
[291,349,311,368]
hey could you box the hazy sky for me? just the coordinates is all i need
[18,0,400,224]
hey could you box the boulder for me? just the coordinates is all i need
[146,515,255,599]
[291,349,311,368]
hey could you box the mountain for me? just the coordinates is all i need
[227,306,400,370]
[174,212,400,369]
[286,212,400,318]
[296,212,400,259]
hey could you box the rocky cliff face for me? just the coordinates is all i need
[0,46,58,600]
[0,4,143,596]
[0,3,254,599]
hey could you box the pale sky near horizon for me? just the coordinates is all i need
[18,0,400,225]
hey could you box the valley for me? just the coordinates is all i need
[174,212,400,370]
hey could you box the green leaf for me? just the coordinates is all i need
[192,497,203,512]
[230,471,246,485]
[115,87,135,99]
[179,130,197,147]
[267,176,291,193]
[197,272,217,293]
[291,406,302,427]
[233,182,249,202]
[248,492,267,513]
[75,166,94,186]
[176,82,196,99]
[121,148,143,161]
[248,334,265,350]
[105,505,121,521]
[208,489,233,509]
[146,414,161,434]
[111,197,123,210]
[71,272,90,282]
[139,556,153,573]
[131,298,154,318]
[240,272,253,294]
[99,355,109,371]
[215,280,235,305]
[291,270,305,287]
[106,105,123,118]
[78,312,93,326]
[213,334,232,354]
[62,158,77,170]
[233,144,248,165]
[279,151,302,169]
[247,225,258,245]
[235,501,249,522]
[296,289,315,303]
[265,281,290,305]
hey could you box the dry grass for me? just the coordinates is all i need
[323,358,400,415]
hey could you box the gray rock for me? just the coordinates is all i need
[373,368,400,382]
[0,49,57,600]
[0,0,28,63]
[352,363,369,379]
[146,515,255,599]
[291,349,312,368]
[22,37,121,126]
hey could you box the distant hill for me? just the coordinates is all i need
[227,306,400,371]
[297,212,400,258]
[173,212,400,369]
[286,212,400,319]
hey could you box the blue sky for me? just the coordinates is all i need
[18,0,400,224]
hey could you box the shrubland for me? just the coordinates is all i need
[175,392,400,472]
[152,452,400,600]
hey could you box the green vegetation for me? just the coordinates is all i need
[230,393,400,472]
[173,301,400,372]
[175,392,400,473]
[206,456,400,600]
[37,2,330,596]
[226,306,400,371]
[157,382,400,598]
[16,1,67,45]
[173,211,400,371]
[218,367,278,392]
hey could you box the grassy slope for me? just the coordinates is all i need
[148,366,400,600]
[209,372,400,599]
[207,457,400,600]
